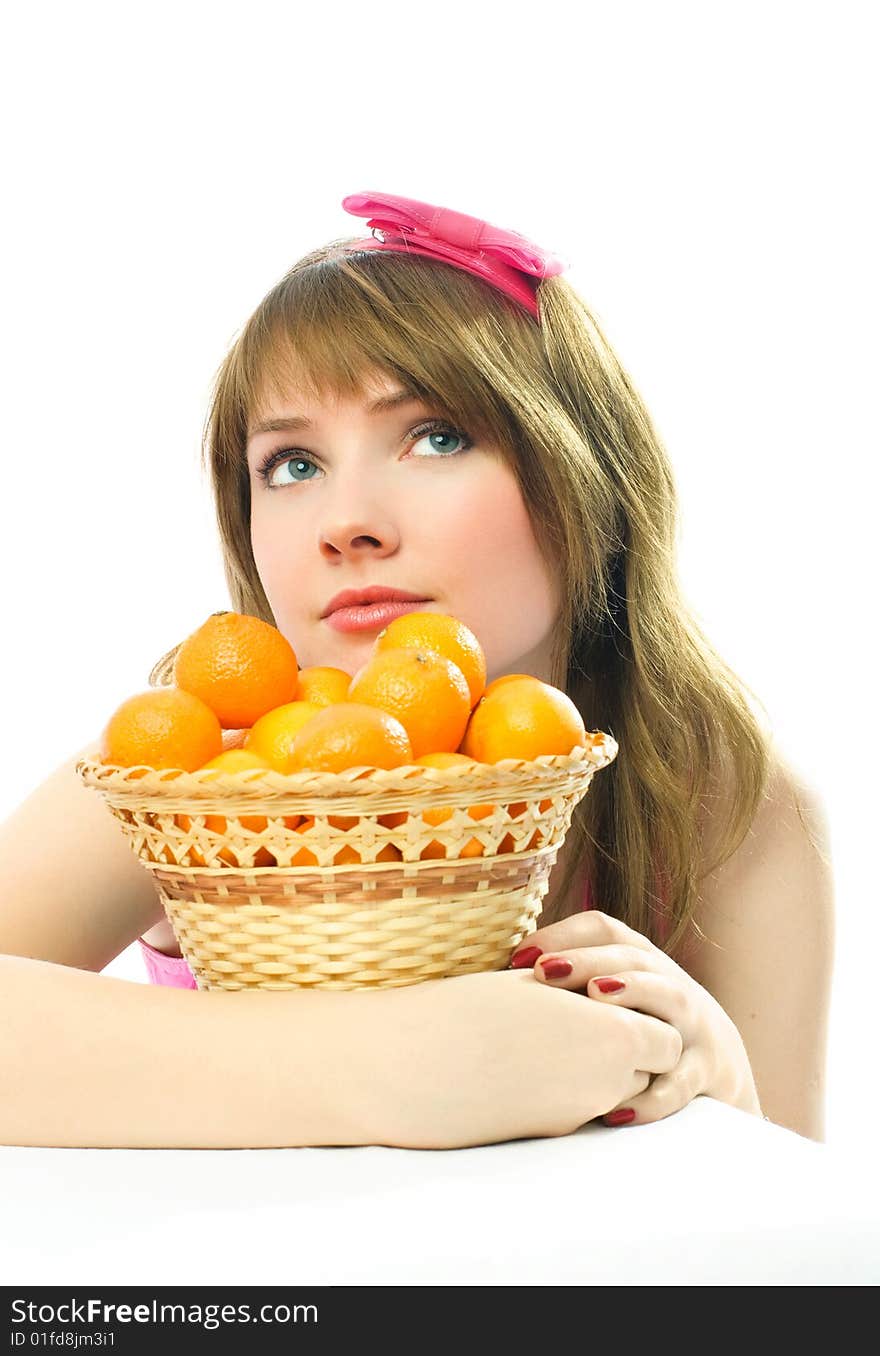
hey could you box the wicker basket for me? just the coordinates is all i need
[76,733,617,991]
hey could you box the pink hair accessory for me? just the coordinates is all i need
[341,190,568,321]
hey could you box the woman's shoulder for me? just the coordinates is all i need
[767,739,829,817]
[702,730,829,873]
[0,738,164,968]
[694,733,833,958]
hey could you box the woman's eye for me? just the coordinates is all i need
[409,426,470,457]
[257,454,319,488]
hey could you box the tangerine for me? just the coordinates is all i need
[460,677,587,763]
[411,751,494,859]
[202,750,275,843]
[347,647,471,758]
[287,702,413,774]
[289,816,401,866]
[100,688,223,772]
[482,673,534,699]
[243,701,325,773]
[199,748,271,775]
[176,750,294,866]
[173,612,299,729]
[294,666,352,707]
[174,816,278,868]
[374,613,486,708]
[289,818,319,867]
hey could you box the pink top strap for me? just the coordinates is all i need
[138,937,197,989]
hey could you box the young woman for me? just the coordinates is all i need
[0,191,833,1148]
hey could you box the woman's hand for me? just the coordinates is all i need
[510,911,762,1127]
[370,967,683,1149]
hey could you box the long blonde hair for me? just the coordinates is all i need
[154,236,779,960]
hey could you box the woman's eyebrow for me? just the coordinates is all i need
[247,389,424,440]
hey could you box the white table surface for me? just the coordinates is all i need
[3,1097,879,1286]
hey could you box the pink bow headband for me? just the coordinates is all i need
[341,191,567,321]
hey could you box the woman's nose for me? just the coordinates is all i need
[318,512,401,562]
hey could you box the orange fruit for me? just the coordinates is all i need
[289,815,401,866]
[374,613,487,708]
[336,841,402,864]
[460,677,586,763]
[175,751,292,866]
[287,702,413,774]
[173,612,299,729]
[378,750,472,831]
[497,795,555,855]
[482,673,534,699]
[199,749,271,775]
[507,796,554,820]
[406,752,495,859]
[197,751,279,837]
[187,838,277,867]
[328,814,359,829]
[100,688,223,772]
[243,701,325,773]
[347,648,471,758]
[288,817,319,867]
[413,751,473,769]
[294,666,352,707]
[174,817,277,868]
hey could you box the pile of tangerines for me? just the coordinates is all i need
[100,610,590,777]
[98,612,592,868]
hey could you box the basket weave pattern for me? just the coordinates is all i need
[77,736,617,991]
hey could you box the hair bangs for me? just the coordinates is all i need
[230,242,556,463]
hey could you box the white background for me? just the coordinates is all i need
[0,3,876,1152]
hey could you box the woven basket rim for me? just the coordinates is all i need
[75,733,618,803]
[148,839,559,878]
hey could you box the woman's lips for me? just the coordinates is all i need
[323,599,432,633]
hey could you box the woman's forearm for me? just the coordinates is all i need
[0,953,390,1148]
[1,957,664,1151]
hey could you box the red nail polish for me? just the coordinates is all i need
[510,945,543,969]
[540,958,573,979]
[594,978,625,993]
[605,1109,636,1126]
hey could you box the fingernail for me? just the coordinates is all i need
[540,957,573,979]
[605,1109,636,1126]
[510,945,543,969]
[594,978,625,993]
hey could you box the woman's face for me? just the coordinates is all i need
[246,372,563,683]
